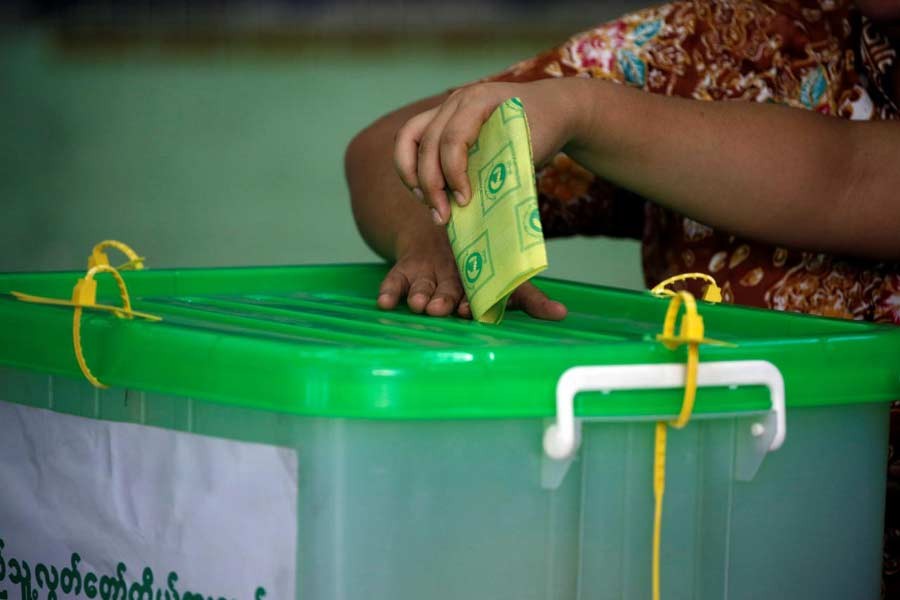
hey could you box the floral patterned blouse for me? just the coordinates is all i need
[479,0,899,594]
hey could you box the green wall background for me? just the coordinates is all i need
[0,30,643,290]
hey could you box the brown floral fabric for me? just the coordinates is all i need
[490,0,899,319]
[482,0,898,595]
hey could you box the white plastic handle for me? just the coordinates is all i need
[543,360,786,461]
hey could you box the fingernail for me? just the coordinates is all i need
[431,208,443,225]
[412,188,425,203]
[377,293,391,304]
[454,191,468,206]
[409,294,426,310]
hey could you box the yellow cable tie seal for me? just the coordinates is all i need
[12,264,160,389]
[88,239,146,271]
[651,272,722,303]
[651,287,728,600]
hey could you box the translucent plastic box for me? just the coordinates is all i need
[0,264,896,600]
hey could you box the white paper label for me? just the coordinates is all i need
[0,400,298,600]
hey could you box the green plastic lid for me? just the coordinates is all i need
[1,264,898,420]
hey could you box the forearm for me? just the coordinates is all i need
[565,79,900,259]
[345,94,448,260]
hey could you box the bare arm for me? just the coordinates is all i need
[396,78,900,261]
[346,93,448,261]
[345,92,567,319]
[568,79,900,260]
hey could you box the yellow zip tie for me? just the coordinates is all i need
[651,272,722,303]
[88,239,146,271]
[653,421,668,600]
[12,263,160,388]
[651,285,723,600]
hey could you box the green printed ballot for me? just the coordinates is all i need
[448,97,548,324]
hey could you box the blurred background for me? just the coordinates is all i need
[1,0,643,288]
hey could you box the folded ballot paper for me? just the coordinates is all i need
[448,97,548,324]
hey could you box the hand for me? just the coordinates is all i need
[393,79,580,225]
[387,79,573,321]
[376,233,567,320]
[377,235,467,317]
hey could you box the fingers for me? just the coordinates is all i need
[382,268,565,323]
[377,268,411,310]
[508,282,568,321]
[425,264,464,317]
[379,265,464,316]
[377,267,436,314]
[457,284,567,321]
[406,272,439,314]
[456,294,472,319]
[394,107,437,194]
[439,97,496,207]
[415,97,460,224]
[394,85,509,225]
[394,104,455,225]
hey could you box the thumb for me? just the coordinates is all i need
[508,282,567,321]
